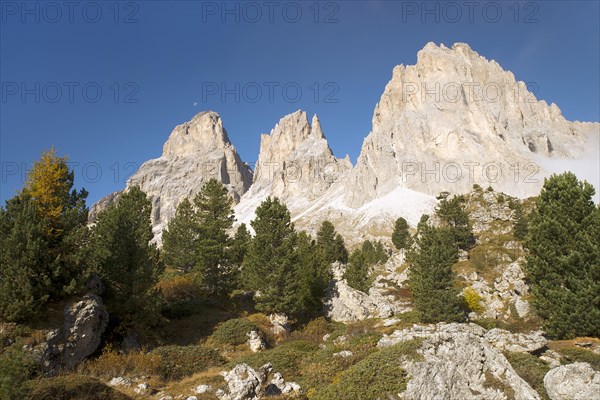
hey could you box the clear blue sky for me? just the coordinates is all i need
[1,0,599,205]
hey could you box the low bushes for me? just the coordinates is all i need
[505,351,550,400]
[211,318,258,346]
[151,345,226,380]
[27,375,131,400]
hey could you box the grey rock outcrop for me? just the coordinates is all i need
[246,330,266,353]
[34,294,108,374]
[378,323,542,400]
[543,362,600,400]
[216,363,301,400]
[92,111,252,243]
[484,328,547,353]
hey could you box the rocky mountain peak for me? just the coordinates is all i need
[162,111,231,157]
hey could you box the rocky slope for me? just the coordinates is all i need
[91,111,252,241]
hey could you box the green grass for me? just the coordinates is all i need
[558,347,600,371]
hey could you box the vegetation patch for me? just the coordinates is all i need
[152,345,226,380]
[211,318,258,346]
[505,351,550,400]
[558,347,600,371]
[312,340,422,400]
[26,375,131,400]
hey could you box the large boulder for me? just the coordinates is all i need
[33,294,108,374]
[543,362,600,400]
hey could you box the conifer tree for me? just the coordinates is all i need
[392,217,411,250]
[162,198,198,272]
[242,197,300,315]
[316,220,348,264]
[436,195,473,250]
[89,186,163,329]
[230,223,251,266]
[407,222,464,323]
[343,249,372,292]
[193,179,236,295]
[0,148,88,321]
[525,172,600,338]
[295,231,331,318]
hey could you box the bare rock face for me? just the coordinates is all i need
[378,323,542,400]
[345,42,598,207]
[543,362,600,400]
[92,111,252,242]
[216,363,301,400]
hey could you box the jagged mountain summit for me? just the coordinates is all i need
[90,111,252,240]
[92,42,599,241]
[345,42,597,206]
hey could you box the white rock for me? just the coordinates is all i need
[194,384,212,394]
[269,313,290,335]
[544,362,600,400]
[246,330,265,353]
[485,328,548,353]
[108,377,131,387]
[134,382,150,395]
[333,350,353,358]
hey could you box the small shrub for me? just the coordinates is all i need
[290,317,334,343]
[157,274,202,302]
[496,194,505,204]
[0,343,36,400]
[487,186,494,192]
[463,287,485,314]
[234,340,319,377]
[314,340,422,400]
[505,351,550,400]
[79,347,161,379]
[559,347,600,371]
[473,184,483,192]
[152,345,226,380]
[26,375,131,400]
[212,318,257,346]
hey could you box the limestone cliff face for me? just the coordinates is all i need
[345,42,598,206]
[234,110,352,225]
[91,111,252,240]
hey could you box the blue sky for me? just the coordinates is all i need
[1,0,599,205]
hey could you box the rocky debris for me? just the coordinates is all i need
[194,385,212,394]
[265,372,301,396]
[324,278,396,322]
[378,323,542,399]
[484,328,547,353]
[269,313,290,335]
[247,330,266,352]
[215,363,301,400]
[134,382,151,395]
[462,260,531,319]
[91,111,252,243]
[469,191,514,234]
[333,350,353,358]
[543,362,600,400]
[33,294,108,374]
[109,377,132,387]
[540,350,562,369]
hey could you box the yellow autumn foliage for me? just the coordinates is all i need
[463,287,485,314]
[24,147,71,236]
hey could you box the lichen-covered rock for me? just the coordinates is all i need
[378,323,541,399]
[544,362,600,400]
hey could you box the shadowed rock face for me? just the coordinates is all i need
[90,111,252,243]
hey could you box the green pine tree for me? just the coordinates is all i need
[295,231,331,318]
[343,249,372,292]
[407,222,465,323]
[392,217,411,250]
[230,223,251,266]
[242,197,301,315]
[89,186,163,330]
[525,172,600,338]
[316,221,348,265]
[436,195,473,250]
[361,240,388,265]
[162,198,198,272]
[193,179,236,295]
